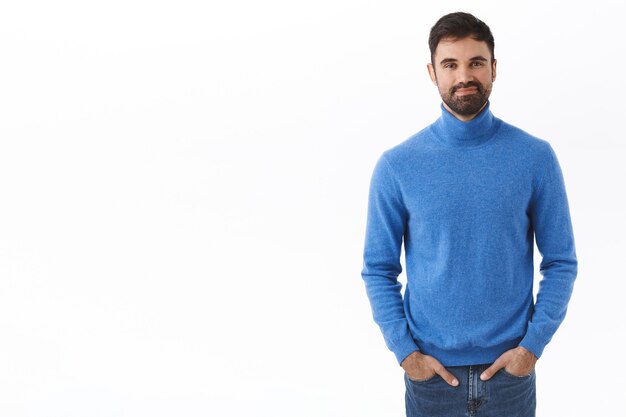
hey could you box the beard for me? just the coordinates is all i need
[439,80,492,117]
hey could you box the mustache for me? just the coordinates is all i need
[451,82,484,94]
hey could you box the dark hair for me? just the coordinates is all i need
[428,12,495,64]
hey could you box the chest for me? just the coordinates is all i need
[398,151,534,227]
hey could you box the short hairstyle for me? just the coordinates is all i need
[428,12,495,64]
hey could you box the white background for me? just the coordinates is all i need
[0,0,624,416]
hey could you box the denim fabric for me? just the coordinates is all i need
[404,364,536,417]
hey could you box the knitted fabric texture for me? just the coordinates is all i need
[361,102,578,366]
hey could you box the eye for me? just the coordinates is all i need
[471,61,484,67]
[443,63,456,69]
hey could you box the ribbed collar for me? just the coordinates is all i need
[431,100,500,148]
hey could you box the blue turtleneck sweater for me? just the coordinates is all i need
[361,102,578,366]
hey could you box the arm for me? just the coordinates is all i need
[361,154,419,365]
[481,144,578,381]
[519,144,578,358]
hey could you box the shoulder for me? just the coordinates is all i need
[380,125,434,163]
[496,119,554,159]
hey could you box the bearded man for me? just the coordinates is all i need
[361,12,578,417]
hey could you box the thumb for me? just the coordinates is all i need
[480,357,505,381]
[429,359,459,387]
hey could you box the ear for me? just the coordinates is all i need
[491,59,497,82]
[427,63,437,86]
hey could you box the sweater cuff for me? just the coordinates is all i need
[393,338,420,366]
[519,328,547,359]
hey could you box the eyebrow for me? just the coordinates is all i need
[439,56,489,65]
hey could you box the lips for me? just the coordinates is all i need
[451,82,483,96]
[454,87,478,96]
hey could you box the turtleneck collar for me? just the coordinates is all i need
[431,100,500,149]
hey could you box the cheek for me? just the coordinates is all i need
[481,70,494,84]
[481,76,494,89]
[435,76,454,90]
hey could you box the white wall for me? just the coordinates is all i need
[0,1,623,416]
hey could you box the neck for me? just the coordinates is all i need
[431,100,499,148]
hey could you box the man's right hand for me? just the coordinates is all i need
[401,351,459,387]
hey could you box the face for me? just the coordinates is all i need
[427,37,497,121]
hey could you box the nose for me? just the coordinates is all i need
[457,65,473,84]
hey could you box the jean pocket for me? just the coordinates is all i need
[500,367,534,379]
[405,372,438,384]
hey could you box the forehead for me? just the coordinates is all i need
[434,37,492,62]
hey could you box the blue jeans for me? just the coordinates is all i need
[404,363,536,417]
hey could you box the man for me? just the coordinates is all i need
[361,12,577,417]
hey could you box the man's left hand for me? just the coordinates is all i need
[480,346,538,381]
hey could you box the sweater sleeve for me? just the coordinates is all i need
[519,145,578,358]
[361,154,419,365]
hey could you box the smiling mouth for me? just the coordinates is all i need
[454,87,478,96]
